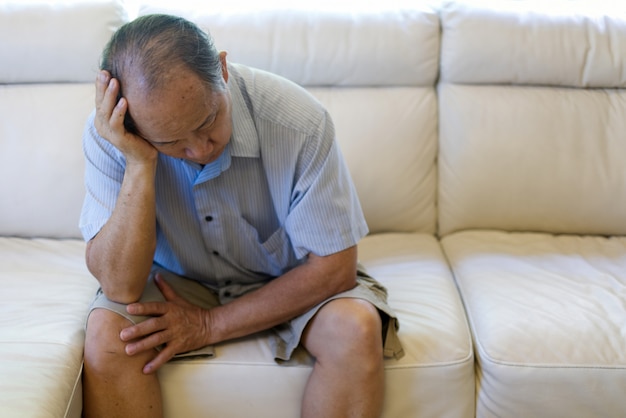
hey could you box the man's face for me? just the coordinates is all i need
[126,63,233,166]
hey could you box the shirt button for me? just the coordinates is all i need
[212,250,220,256]
[205,215,213,222]
[223,291,232,298]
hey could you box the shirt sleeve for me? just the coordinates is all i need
[284,109,369,259]
[78,111,127,242]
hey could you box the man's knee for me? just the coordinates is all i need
[305,299,384,362]
[336,299,382,343]
[84,308,140,375]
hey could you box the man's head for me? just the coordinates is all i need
[101,14,232,165]
[102,14,226,98]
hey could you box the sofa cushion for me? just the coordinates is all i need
[438,83,626,236]
[134,4,441,235]
[438,0,626,236]
[138,2,440,87]
[0,84,94,239]
[0,0,126,83]
[0,238,98,418]
[0,0,127,239]
[440,0,626,88]
[442,230,626,417]
[157,233,475,418]
[310,87,438,234]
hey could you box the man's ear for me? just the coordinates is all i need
[219,51,229,83]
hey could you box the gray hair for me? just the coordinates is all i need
[100,14,225,133]
[101,14,225,91]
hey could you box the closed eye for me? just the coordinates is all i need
[197,112,217,132]
[148,139,180,147]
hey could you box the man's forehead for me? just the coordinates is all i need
[130,84,226,140]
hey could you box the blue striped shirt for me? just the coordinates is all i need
[80,63,368,297]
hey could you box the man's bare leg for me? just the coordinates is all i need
[83,309,162,418]
[301,298,385,418]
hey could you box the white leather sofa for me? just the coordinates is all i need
[1,1,625,417]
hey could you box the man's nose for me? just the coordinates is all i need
[185,136,212,160]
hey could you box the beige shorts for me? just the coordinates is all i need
[87,266,404,361]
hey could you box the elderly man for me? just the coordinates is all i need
[80,14,402,418]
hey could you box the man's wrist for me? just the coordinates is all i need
[202,307,219,346]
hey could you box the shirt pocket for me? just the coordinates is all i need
[224,214,300,278]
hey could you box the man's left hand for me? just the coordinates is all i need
[120,274,212,374]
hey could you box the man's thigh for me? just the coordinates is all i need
[271,273,403,361]
[86,268,220,358]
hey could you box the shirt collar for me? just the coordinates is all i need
[227,63,260,158]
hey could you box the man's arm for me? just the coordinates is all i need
[120,245,358,374]
[85,160,157,304]
[209,245,358,342]
[86,71,159,304]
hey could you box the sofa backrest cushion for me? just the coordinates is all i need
[440,0,626,88]
[139,3,441,234]
[0,0,127,84]
[438,0,626,236]
[0,1,126,238]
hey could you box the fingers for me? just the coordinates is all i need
[93,72,160,164]
[143,345,176,374]
[94,70,109,106]
[95,71,127,137]
[154,274,182,302]
[120,314,161,341]
[95,71,118,115]
[118,280,207,374]
[126,300,167,317]
[110,95,128,130]
[123,324,169,355]
[120,318,176,375]
[122,327,175,374]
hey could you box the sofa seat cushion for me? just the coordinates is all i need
[0,238,98,418]
[441,230,626,418]
[158,233,474,418]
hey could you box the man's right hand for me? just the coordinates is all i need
[94,70,158,165]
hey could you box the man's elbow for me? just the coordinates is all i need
[335,267,358,294]
[318,246,359,295]
[85,240,148,304]
[98,280,146,305]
